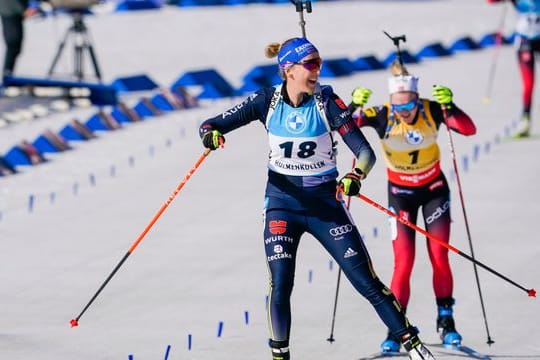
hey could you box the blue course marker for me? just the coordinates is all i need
[163,344,171,360]
[308,269,313,283]
[28,194,34,212]
[473,144,480,162]
[461,155,469,172]
[244,310,249,325]
[187,334,192,351]
[217,321,224,337]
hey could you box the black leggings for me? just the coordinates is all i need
[1,14,24,75]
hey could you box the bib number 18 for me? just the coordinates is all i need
[279,141,317,159]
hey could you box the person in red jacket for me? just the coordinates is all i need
[487,0,540,137]
[348,60,476,353]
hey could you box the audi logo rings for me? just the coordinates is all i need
[329,224,353,237]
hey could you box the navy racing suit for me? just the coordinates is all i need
[199,82,414,347]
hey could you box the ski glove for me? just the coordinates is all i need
[432,85,453,108]
[338,171,363,196]
[351,87,372,107]
[201,130,225,150]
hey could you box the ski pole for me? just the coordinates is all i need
[70,148,213,327]
[326,262,341,343]
[442,106,494,345]
[355,193,536,298]
[327,158,355,343]
[482,2,509,104]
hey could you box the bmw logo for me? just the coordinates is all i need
[286,112,306,134]
[405,130,423,145]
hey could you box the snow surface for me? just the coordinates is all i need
[0,1,538,359]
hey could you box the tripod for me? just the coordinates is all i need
[47,11,102,82]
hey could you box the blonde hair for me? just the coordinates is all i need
[389,59,410,77]
[265,42,282,59]
[265,38,297,79]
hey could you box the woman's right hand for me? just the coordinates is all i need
[201,130,225,150]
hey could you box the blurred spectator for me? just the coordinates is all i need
[0,0,39,78]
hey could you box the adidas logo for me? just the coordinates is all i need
[344,247,358,258]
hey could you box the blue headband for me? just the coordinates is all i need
[277,38,319,69]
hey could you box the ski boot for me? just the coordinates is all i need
[381,331,401,353]
[514,114,531,138]
[401,331,436,360]
[436,297,462,345]
[269,339,290,360]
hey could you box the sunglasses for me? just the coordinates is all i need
[295,57,323,71]
[391,100,417,112]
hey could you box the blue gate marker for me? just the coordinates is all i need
[217,321,224,337]
[28,194,34,212]
[163,344,171,360]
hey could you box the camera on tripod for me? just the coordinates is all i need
[49,0,100,11]
[47,0,103,82]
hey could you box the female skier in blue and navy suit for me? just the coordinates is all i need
[198,37,435,360]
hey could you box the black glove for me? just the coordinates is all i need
[201,129,225,150]
[338,171,362,196]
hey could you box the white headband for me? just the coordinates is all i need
[388,75,419,94]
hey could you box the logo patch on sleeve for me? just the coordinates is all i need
[334,98,347,110]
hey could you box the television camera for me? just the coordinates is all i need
[47,0,102,81]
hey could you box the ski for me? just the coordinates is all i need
[430,343,491,360]
[358,351,407,360]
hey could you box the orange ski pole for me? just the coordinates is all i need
[70,148,212,327]
[356,193,536,298]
